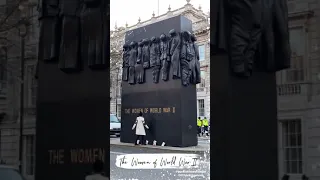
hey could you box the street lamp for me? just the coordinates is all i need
[18,12,28,173]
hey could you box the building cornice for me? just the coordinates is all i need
[288,10,314,20]
[112,3,209,33]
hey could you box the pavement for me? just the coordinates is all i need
[110,136,210,153]
[110,136,210,180]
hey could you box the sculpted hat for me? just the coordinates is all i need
[169,29,176,35]
[160,34,166,40]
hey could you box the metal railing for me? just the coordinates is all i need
[277,83,309,96]
[197,87,205,92]
[197,87,209,93]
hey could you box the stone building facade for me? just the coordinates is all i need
[0,0,319,180]
[276,1,320,180]
[0,0,38,180]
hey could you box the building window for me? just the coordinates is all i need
[24,135,35,176]
[282,119,302,174]
[200,70,206,87]
[0,130,1,159]
[287,27,305,82]
[0,47,7,89]
[117,104,121,117]
[198,99,205,116]
[26,64,37,107]
[198,45,205,61]
[287,55,304,82]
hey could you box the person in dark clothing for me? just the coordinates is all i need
[282,174,289,180]
[197,117,202,137]
[302,174,309,180]
[85,159,109,180]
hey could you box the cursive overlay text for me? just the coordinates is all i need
[115,153,200,169]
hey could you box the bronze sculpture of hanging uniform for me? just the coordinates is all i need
[229,0,262,77]
[80,0,108,69]
[159,34,170,81]
[122,44,129,81]
[168,29,181,79]
[149,37,161,83]
[135,41,145,84]
[38,0,60,62]
[212,0,290,76]
[142,39,150,69]
[190,33,201,84]
[259,0,290,72]
[58,0,81,72]
[180,31,193,86]
[128,42,138,84]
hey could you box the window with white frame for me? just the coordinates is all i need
[198,45,205,61]
[27,6,36,40]
[282,119,302,174]
[26,64,37,107]
[276,27,305,84]
[200,70,206,87]
[0,130,1,158]
[0,48,7,88]
[198,99,205,116]
[117,104,121,117]
[24,135,35,176]
[287,27,305,82]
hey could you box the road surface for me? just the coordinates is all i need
[110,138,210,180]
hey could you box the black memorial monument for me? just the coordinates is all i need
[35,0,109,180]
[120,15,200,147]
[211,0,290,180]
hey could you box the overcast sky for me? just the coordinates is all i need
[110,0,210,30]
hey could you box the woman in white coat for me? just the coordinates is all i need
[132,111,149,145]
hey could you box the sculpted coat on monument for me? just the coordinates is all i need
[150,37,161,83]
[180,31,193,86]
[38,0,60,62]
[142,39,150,69]
[120,25,201,87]
[259,0,290,72]
[128,42,138,84]
[135,41,145,84]
[81,0,108,69]
[37,0,109,75]
[160,34,170,81]
[190,33,201,84]
[212,0,290,76]
[122,44,129,81]
[229,0,262,77]
[168,29,181,79]
[58,0,81,72]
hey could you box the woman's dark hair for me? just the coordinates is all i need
[93,159,104,173]
[282,174,289,180]
[139,111,143,117]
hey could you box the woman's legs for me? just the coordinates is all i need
[134,135,147,145]
[134,135,140,145]
[141,135,145,145]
